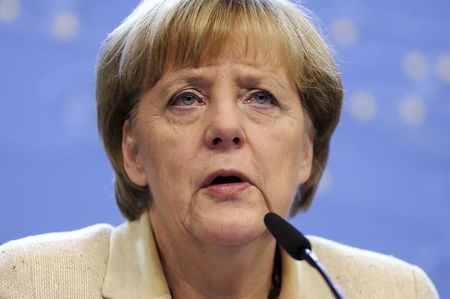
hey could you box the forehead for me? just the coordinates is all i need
[163,55,291,86]
[150,34,295,98]
[158,30,294,86]
[153,56,299,110]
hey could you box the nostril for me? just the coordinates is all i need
[207,134,244,148]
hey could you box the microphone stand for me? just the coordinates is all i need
[301,248,345,299]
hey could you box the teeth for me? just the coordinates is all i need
[211,176,243,185]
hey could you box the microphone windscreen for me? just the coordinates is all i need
[264,212,311,260]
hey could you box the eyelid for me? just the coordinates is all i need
[246,89,278,104]
[168,88,205,106]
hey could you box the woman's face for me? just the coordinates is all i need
[123,48,312,247]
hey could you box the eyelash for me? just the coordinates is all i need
[168,90,204,107]
[167,89,279,108]
[245,90,278,106]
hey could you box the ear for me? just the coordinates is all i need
[297,137,313,184]
[122,120,148,187]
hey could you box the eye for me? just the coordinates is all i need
[245,90,277,106]
[254,91,272,104]
[169,91,205,106]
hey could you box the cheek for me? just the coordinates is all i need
[251,117,305,168]
[248,120,306,211]
[136,121,202,208]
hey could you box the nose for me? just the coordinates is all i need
[204,106,246,150]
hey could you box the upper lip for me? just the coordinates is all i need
[201,169,252,188]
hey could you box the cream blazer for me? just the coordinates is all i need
[0,211,439,298]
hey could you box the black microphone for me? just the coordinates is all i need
[264,212,346,299]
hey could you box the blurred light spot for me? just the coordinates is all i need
[349,91,377,122]
[403,51,429,80]
[331,18,358,46]
[318,171,331,194]
[52,11,79,41]
[0,0,20,23]
[436,54,450,84]
[400,95,426,127]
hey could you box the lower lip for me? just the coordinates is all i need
[205,182,251,197]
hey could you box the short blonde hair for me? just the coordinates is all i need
[96,0,343,220]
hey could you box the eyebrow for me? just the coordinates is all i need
[236,74,287,90]
[235,76,261,88]
[159,75,213,100]
[159,69,289,100]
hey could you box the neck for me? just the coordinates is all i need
[151,219,276,299]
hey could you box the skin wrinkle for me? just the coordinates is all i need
[163,72,288,127]
[158,70,288,110]
[150,190,276,297]
[122,44,313,298]
[151,206,277,298]
[129,58,311,222]
[140,59,304,210]
[94,0,342,293]
[159,75,213,103]
[97,0,344,222]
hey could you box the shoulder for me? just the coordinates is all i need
[308,236,439,299]
[0,223,113,298]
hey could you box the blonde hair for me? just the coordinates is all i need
[96,0,343,220]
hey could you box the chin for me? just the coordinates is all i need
[194,210,267,247]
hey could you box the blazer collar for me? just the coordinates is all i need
[101,211,171,299]
[279,244,335,298]
[102,210,333,299]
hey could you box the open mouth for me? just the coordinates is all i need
[201,170,252,189]
[203,172,251,196]
[209,176,244,185]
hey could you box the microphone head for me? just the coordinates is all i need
[264,212,311,260]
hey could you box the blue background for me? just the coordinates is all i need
[1,0,449,297]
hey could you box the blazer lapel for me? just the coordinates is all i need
[101,211,171,299]
[279,247,335,299]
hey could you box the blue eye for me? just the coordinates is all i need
[250,91,276,106]
[254,92,271,104]
[170,92,203,106]
[180,94,196,105]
